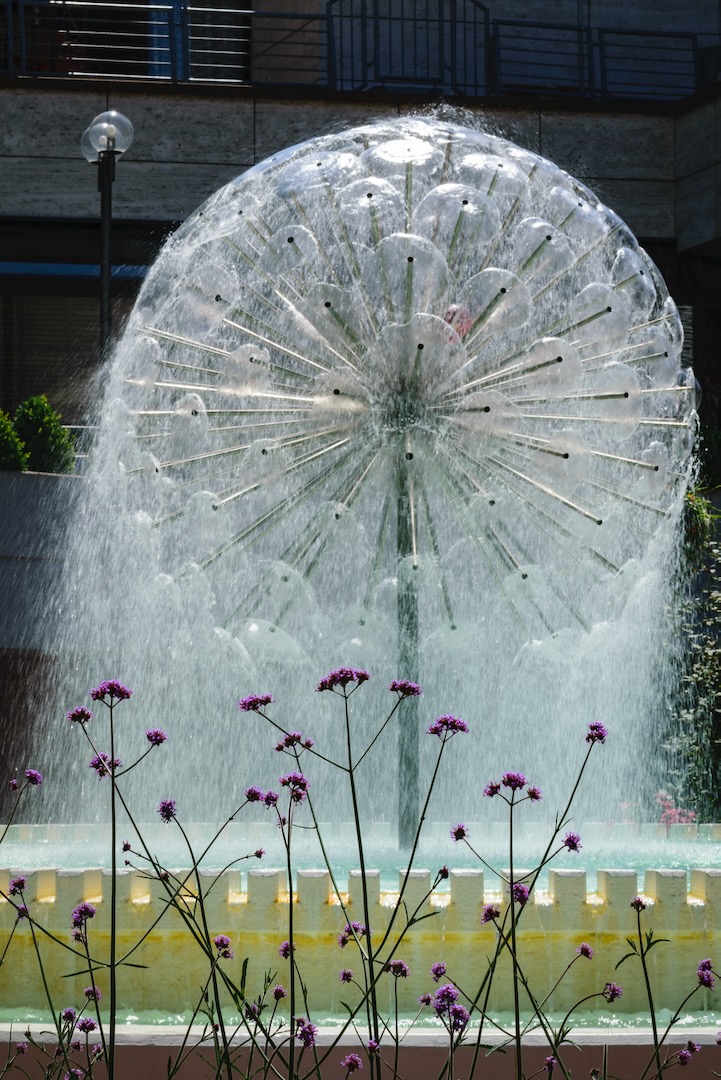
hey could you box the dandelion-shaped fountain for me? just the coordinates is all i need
[52,116,696,844]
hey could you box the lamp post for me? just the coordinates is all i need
[81,110,134,358]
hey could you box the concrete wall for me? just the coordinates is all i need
[1,858,720,1017]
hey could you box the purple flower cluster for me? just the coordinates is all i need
[77,1017,97,1034]
[71,902,96,928]
[61,1008,77,1024]
[238,693,274,713]
[316,667,369,692]
[603,982,623,1002]
[145,729,167,747]
[15,1043,28,1056]
[698,958,716,989]
[67,707,93,724]
[511,882,529,907]
[295,1017,317,1048]
[254,848,265,859]
[384,959,409,978]
[272,985,286,1000]
[527,786,542,801]
[213,934,234,959]
[83,985,101,1002]
[9,876,26,896]
[275,731,314,752]
[450,824,468,842]
[544,1056,557,1073]
[90,680,132,702]
[586,721,608,744]
[157,799,177,823]
[430,984,470,1030]
[481,904,500,925]
[631,896,647,912]
[389,679,422,697]
[502,772,526,791]
[484,782,501,798]
[341,1052,363,1073]
[24,770,43,787]
[279,771,310,803]
[430,961,446,982]
[338,921,367,948]
[563,832,582,853]
[339,968,354,983]
[89,753,121,780]
[576,943,594,959]
[427,714,469,738]
[279,940,295,959]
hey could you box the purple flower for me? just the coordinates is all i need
[244,786,264,803]
[157,799,176,823]
[586,721,608,744]
[527,786,542,801]
[603,982,623,1002]
[280,771,309,803]
[450,823,468,842]
[502,772,526,791]
[337,921,367,949]
[83,986,101,1002]
[89,753,121,779]
[448,1004,470,1031]
[341,1053,363,1073]
[698,958,713,971]
[238,693,273,712]
[427,714,469,737]
[61,1008,77,1023]
[389,679,422,697]
[254,848,265,859]
[295,1017,317,1048]
[24,770,43,787]
[279,940,295,959]
[438,865,449,879]
[631,896,646,911]
[146,728,167,746]
[263,790,279,807]
[433,984,459,1011]
[8,778,18,791]
[214,934,231,950]
[340,968,354,983]
[418,992,432,1006]
[272,985,286,1000]
[16,904,28,919]
[482,904,500,924]
[71,902,96,927]
[89,680,132,702]
[245,1002,259,1020]
[275,731,313,752]
[385,959,409,978]
[67,707,93,724]
[15,1042,28,1055]
[686,1041,702,1054]
[484,781,501,798]
[563,832,582,852]
[577,943,594,959]
[316,667,370,692]
[677,1049,692,1066]
[367,1039,379,1052]
[91,1044,104,1059]
[122,840,131,852]
[698,964,715,989]
[76,1017,97,1033]
[9,876,26,896]
[544,1056,557,1073]
[511,882,530,906]
[430,961,446,982]
[71,1041,81,1053]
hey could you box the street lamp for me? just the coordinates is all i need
[81,110,134,358]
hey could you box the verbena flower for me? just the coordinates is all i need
[279,940,295,958]
[577,942,594,959]
[67,707,93,724]
[482,904,500,924]
[367,1039,379,1052]
[89,753,121,780]
[341,1053,363,1073]
[603,982,623,1002]
[71,1041,81,1052]
[502,772,526,791]
[677,1049,692,1066]
[484,782,501,798]
[76,1017,97,1033]
[450,824,468,842]
[385,959,409,977]
[16,904,28,919]
[238,694,273,712]
[61,1008,77,1023]
[527,786,542,801]
[686,1041,702,1054]
[24,770,43,787]
[418,992,432,1006]
[511,882,529,906]
[340,968,354,983]
[213,934,233,959]
[433,984,459,1011]
[438,865,449,879]
[89,680,132,702]
[71,902,96,927]
[316,667,369,692]
[157,799,176,823]
[586,721,608,744]
[263,790,279,807]
[254,848,265,859]
[8,778,18,791]
[15,1043,28,1055]
[83,986,101,1002]
[245,1002,259,1020]
[631,896,646,911]
[448,1004,470,1031]
[244,786,264,803]
[427,714,469,737]
[544,1056,557,1073]
[9,877,26,896]
[430,962,446,982]
[563,832,582,852]
[272,985,286,1000]
[145,729,167,746]
[338,921,367,948]
[275,731,313,752]
[389,679,422,697]
[295,1017,317,1048]
[279,771,309,803]
[122,841,131,852]
[697,959,715,989]
[91,1044,104,1059]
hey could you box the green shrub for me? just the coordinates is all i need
[12,394,75,474]
[0,410,28,471]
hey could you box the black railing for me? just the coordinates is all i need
[0,1,708,102]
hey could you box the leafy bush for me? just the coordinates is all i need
[0,410,28,471]
[12,395,75,474]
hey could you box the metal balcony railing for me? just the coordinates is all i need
[0,1,708,101]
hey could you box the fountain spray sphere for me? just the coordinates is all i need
[53,116,695,825]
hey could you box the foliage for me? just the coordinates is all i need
[12,395,75,474]
[0,410,28,471]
